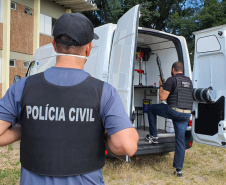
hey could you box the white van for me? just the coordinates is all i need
[192,25,226,148]
[23,5,193,160]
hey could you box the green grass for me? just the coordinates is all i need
[0,169,20,185]
[1,141,226,184]
[103,142,226,185]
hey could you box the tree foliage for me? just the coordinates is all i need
[167,0,225,65]
[82,0,226,66]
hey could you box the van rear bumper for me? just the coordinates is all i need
[105,130,193,160]
[135,130,193,155]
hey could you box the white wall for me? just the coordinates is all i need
[0,0,2,23]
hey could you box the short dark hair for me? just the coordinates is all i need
[172,61,183,72]
[55,35,85,54]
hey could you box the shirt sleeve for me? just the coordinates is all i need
[163,77,174,92]
[0,77,27,126]
[100,82,134,136]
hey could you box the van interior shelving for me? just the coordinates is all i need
[133,29,190,155]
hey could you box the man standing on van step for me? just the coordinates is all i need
[0,13,139,185]
[145,61,193,177]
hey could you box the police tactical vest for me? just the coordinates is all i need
[167,75,193,110]
[20,72,105,176]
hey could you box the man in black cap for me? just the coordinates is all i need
[0,13,139,185]
[146,61,193,177]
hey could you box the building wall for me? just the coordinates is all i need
[41,0,65,19]
[13,0,34,9]
[2,0,67,97]
[14,0,65,19]
[10,3,34,55]
[9,60,27,86]
[0,23,2,50]
[40,34,53,47]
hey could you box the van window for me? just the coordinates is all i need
[197,35,220,53]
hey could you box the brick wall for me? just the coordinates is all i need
[10,3,34,54]
[40,34,53,47]
[10,60,27,86]
[0,23,2,50]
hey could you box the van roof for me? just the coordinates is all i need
[193,24,226,35]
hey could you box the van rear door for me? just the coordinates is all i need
[84,24,116,82]
[177,36,192,77]
[192,25,226,147]
[108,5,140,118]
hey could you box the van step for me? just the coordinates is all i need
[138,136,175,145]
[136,141,175,155]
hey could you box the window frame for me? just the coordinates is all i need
[40,13,53,36]
[11,1,17,10]
[10,59,16,67]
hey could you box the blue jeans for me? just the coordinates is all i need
[147,103,191,170]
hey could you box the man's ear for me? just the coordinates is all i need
[85,42,93,57]
[52,39,57,52]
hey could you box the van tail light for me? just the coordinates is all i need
[105,150,108,155]
[189,142,192,147]
[188,120,192,127]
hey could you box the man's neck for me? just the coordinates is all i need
[54,56,86,69]
[174,71,183,75]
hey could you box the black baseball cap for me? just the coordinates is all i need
[53,13,99,46]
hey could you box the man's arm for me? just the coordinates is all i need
[0,120,21,146]
[106,127,139,156]
[159,80,170,101]
[101,83,139,156]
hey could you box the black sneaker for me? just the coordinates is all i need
[174,170,183,178]
[145,134,159,144]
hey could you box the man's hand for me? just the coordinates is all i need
[0,121,21,146]
[159,81,170,101]
[159,78,166,85]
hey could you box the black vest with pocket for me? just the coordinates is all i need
[20,72,105,176]
[167,75,193,110]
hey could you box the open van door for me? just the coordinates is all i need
[108,5,140,118]
[192,25,226,147]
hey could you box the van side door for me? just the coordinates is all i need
[192,25,226,147]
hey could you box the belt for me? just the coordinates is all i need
[171,107,191,113]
